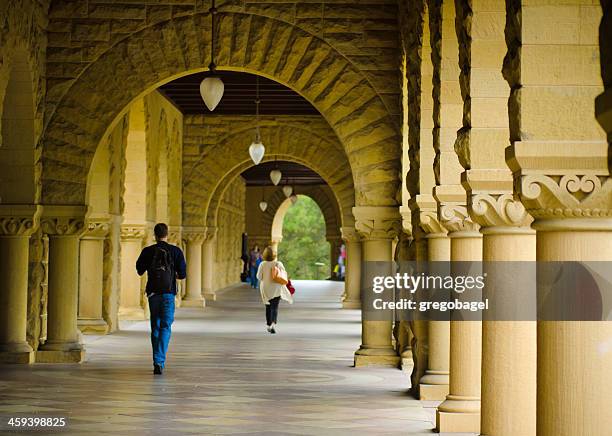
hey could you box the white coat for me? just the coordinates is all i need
[256,260,293,305]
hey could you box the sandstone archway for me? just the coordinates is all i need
[41,12,400,207]
[182,119,355,228]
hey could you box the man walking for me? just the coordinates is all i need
[136,223,186,375]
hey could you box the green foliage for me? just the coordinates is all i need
[278,195,330,280]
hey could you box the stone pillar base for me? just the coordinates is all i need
[436,410,480,433]
[181,298,205,308]
[354,348,400,367]
[203,292,216,302]
[0,351,35,364]
[342,299,361,309]
[36,349,85,363]
[119,306,146,320]
[78,319,109,335]
[419,383,449,401]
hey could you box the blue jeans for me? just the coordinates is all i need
[250,266,258,288]
[149,293,175,368]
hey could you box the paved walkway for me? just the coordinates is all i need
[0,281,441,435]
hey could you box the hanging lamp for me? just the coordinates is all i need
[200,0,224,111]
[259,186,268,212]
[282,185,293,198]
[290,193,298,205]
[249,76,265,165]
[270,157,282,185]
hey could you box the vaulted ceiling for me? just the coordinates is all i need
[159,71,319,116]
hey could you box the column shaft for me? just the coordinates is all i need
[342,239,361,309]
[354,238,399,367]
[119,236,145,320]
[183,238,204,307]
[419,234,451,400]
[37,235,84,363]
[202,237,215,301]
[78,238,108,334]
[536,228,612,435]
[436,232,482,433]
[0,236,34,363]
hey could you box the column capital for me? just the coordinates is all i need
[507,141,612,225]
[352,206,401,241]
[440,204,480,235]
[167,225,182,246]
[340,226,360,243]
[0,204,41,237]
[183,226,207,244]
[204,226,218,241]
[82,216,111,240]
[462,169,533,229]
[41,205,87,237]
[120,223,147,240]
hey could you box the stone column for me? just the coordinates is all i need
[37,207,86,363]
[504,2,611,434]
[340,227,361,309]
[182,227,206,308]
[119,224,146,320]
[77,218,110,334]
[353,206,401,368]
[168,226,184,303]
[418,211,451,400]
[0,205,40,364]
[507,144,612,435]
[201,227,217,301]
[436,205,482,433]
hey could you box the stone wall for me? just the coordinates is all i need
[213,176,246,291]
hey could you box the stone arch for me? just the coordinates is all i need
[0,49,37,204]
[267,186,341,243]
[183,122,355,228]
[41,12,400,207]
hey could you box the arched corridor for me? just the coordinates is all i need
[0,0,611,434]
[1,281,438,435]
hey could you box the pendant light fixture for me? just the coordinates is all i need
[269,157,282,185]
[200,0,224,111]
[282,184,293,198]
[290,193,298,205]
[259,186,268,212]
[248,76,265,165]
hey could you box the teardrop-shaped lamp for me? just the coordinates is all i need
[282,185,293,197]
[270,169,282,186]
[249,141,265,165]
[259,201,268,212]
[290,194,298,205]
[200,77,224,111]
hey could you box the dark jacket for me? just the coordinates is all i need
[136,241,186,295]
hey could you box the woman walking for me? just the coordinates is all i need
[256,246,293,334]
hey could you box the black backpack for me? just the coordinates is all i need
[148,245,174,292]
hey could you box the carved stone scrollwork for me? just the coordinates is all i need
[419,210,447,236]
[183,232,206,245]
[167,226,183,246]
[120,224,146,240]
[41,217,85,237]
[82,219,111,239]
[353,207,401,241]
[204,226,218,241]
[340,227,360,243]
[517,175,612,219]
[439,204,480,234]
[0,216,38,237]
[469,193,533,228]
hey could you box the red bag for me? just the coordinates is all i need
[286,279,295,295]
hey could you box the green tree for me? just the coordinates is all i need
[278,195,330,279]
